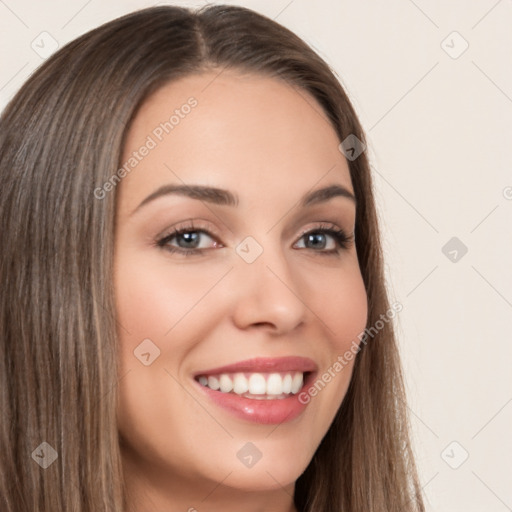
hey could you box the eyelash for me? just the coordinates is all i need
[155,221,354,258]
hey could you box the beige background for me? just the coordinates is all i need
[1,1,511,510]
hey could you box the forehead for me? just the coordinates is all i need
[117,70,353,213]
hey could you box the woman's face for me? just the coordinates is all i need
[114,70,368,503]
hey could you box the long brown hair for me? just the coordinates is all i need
[0,5,425,511]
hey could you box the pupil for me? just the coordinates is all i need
[179,232,200,248]
[308,233,325,249]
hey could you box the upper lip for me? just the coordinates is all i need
[193,356,318,377]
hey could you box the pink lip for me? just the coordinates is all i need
[192,356,318,424]
[193,356,318,377]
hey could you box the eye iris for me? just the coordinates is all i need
[178,232,200,248]
[307,232,326,249]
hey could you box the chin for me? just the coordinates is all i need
[218,460,305,493]
[203,437,315,493]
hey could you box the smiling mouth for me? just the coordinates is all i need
[194,371,311,400]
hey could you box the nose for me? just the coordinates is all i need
[229,242,308,335]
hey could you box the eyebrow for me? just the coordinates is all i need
[131,182,356,216]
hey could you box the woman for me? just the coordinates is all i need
[0,5,425,511]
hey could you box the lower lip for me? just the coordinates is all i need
[193,373,316,425]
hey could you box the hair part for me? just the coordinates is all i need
[0,5,425,511]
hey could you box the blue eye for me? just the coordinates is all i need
[156,223,353,257]
[295,227,352,254]
[162,230,214,250]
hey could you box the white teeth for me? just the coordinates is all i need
[282,374,292,394]
[248,373,266,394]
[233,373,249,394]
[266,373,283,395]
[197,371,306,398]
[291,372,304,394]
[207,375,220,391]
[219,374,233,393]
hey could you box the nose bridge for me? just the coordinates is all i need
[231,232,308,332]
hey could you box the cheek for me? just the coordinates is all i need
[313,261,369,349]
[114,250,227,347]
[332,274,368,346]
[300,262,368,418]
[113,254,225,463]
